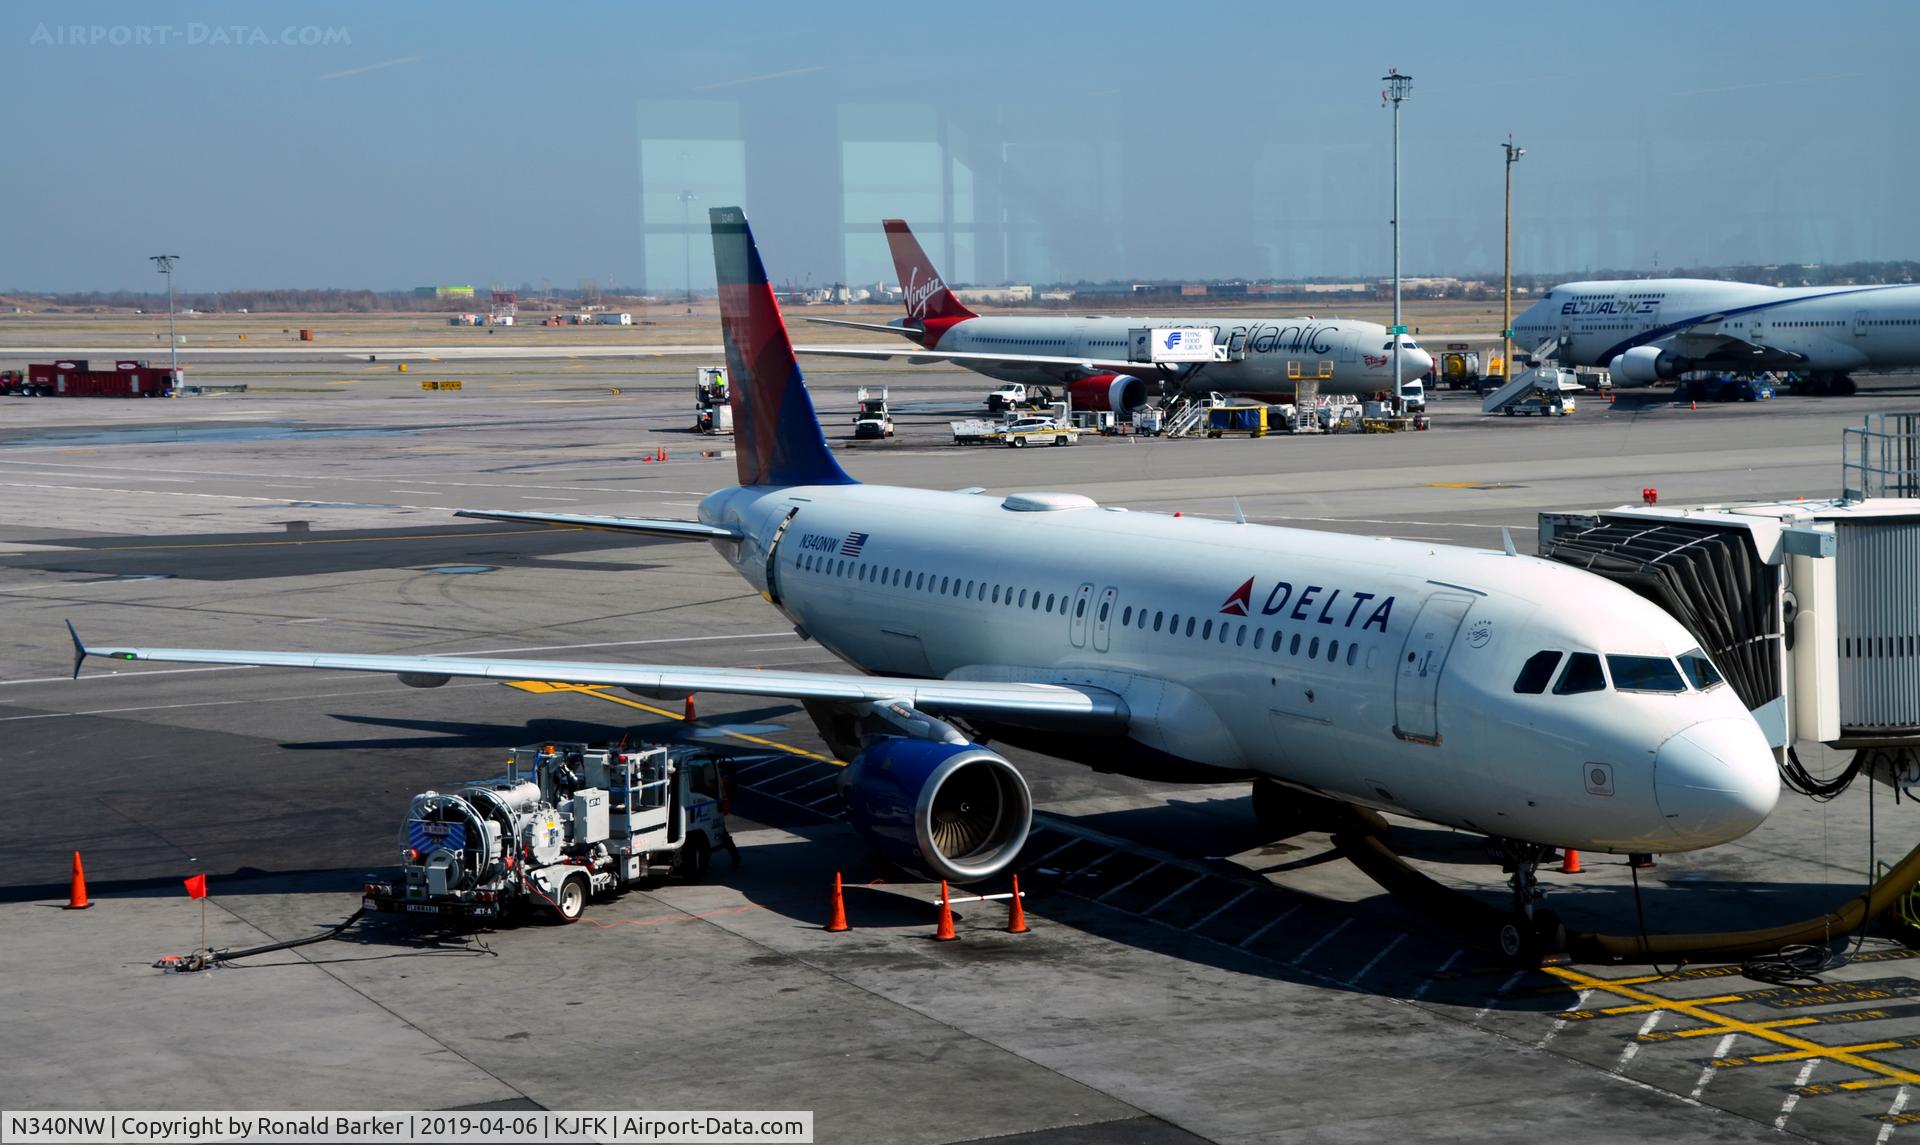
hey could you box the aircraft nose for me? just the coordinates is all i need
[1653,718,1779,845]
[1410,347,1433,378]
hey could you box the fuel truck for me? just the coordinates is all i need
[363,742,735,924]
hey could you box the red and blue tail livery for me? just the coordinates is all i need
[710,206,854,489]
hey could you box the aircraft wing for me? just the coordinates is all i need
[791,345,1153,375]
[454,509,741,541]
[68,626,1128,727]
[802,317,923,338]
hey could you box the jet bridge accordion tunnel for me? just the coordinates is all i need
[1539,500,1920,754]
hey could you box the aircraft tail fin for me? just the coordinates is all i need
[883,218,977,335]
[710,206,855,488]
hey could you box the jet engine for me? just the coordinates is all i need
[1066,373,1148,414]
[1607,345,1690,386]
[839,738,1033,884]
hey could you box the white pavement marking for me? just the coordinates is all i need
[1344,933,1406,987]
[519,496,578,502]
[1774,1059,1819,1131]
[1472,970,1527,1024]
[1536,989,1593,1049]
[3,665,249,686]
[1410,948,1463,1002]
[1142,874,1207,917]
[1880,1086,1911,1145]
[1615,1012,1663,1074]
[1189,887,1255,932]
[1290,917,1351,965]
[1096,861,1163,902]
[1235,904,1300,949]
[1688,1034,1737,1100]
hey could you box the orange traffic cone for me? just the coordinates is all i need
[65,851,92,910]
[1007,873,1029,934]
[1560,849,1582,875]
[934,880,958,941]
[825,871,849,932]
[683,694,697,721]
[1690,400,1697,411]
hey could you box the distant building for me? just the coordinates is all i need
[414,285,476,298]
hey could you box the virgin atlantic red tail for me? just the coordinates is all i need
[882,218,976,344]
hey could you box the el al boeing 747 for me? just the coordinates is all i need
[1514,277,1920,394]
[71,207,1776,963]
[802,218,1431,412]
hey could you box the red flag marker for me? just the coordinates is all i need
[183,873,208,900]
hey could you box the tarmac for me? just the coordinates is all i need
[3,355,1920,1143]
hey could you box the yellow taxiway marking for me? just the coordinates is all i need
[1421,481,1489,488]
[1643,1018,1819,1041]
[1545,965,1920,1087]
[505,680,842,765]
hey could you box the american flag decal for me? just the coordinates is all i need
[840,531,869,556]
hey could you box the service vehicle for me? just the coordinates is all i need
[20,360,175,398]
[949,418,1004,445]
[1204,405,1268,438]
[362,741,735,924]
[694,367,733,434]
[985,382,1055,413]
[1438,350,1483,390]
[852,386,895,439]
[1002,416,1079,447]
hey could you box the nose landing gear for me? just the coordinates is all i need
[1494,840,1565,967]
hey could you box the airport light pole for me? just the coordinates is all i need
[1382,69,1411,405]
[1502,136,1525,381]
[680,189,698,315]
[150,255,180,381]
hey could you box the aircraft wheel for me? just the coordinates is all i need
[1533,908,1566,955]
[1250,778,1308,838]
[1496,914,1543,967]
[1834,375,1857,396]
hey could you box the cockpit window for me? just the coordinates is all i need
[1512,650,1563,694]
[1678,648,1724,691]
[1553,652,1606,695]
[1607,655,1687,693]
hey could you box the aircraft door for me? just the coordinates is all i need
[1392,592,1476,744]
[762,507,800,604]
[1067,583,1095,648]
[1337,332,1356,364]
[1855,309,1869,338]
[1090,586,1119,652]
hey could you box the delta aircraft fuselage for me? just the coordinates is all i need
[697,479,1777,855]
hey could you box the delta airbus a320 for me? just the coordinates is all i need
[71,207,1776,964]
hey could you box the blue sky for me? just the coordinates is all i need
[1,1,1911,292]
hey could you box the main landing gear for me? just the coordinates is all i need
[1494,840,1565,967]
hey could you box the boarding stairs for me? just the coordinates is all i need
[1480,339,1568,415]
[1162,396,1209,438]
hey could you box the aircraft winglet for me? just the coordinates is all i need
[66,619,88,679]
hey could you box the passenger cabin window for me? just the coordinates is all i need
[1608,655,1687,693]
[1512,650,1563,694]
[1553,652,1606,695]
[1678,648,1724,691]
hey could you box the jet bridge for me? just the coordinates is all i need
[1538,414,1920,756]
